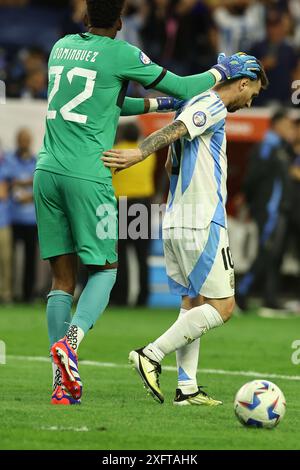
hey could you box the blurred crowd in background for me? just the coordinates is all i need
[0,0,300,106]
[0,128,37,304]
[1,0,300,311]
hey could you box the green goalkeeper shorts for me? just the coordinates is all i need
[33,169,118,265]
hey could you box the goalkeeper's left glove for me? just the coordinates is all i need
[148,97,184,113]
[211,52,261,81]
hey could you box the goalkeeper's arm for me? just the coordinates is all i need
[149,53,261,100]
[120,97,182,116]
[153,70,217,100]
[120,53,261,114]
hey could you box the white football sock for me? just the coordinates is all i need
[153,303,223,358]
[176,308,200,395]
[66,324,85,352]
[143,342,165,363]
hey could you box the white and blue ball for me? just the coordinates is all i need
[234,380,286,429]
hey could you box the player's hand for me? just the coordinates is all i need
[102,148,143,173]
[212,52,261,81]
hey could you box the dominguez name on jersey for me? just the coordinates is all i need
[53,48,99,63]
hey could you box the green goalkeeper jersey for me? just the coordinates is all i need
[37,32,216,183]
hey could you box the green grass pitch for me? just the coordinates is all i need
[0,304,300,450]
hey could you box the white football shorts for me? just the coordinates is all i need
[163,222,235,299]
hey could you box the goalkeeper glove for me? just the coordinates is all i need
[211,52,261,81]
[148,97,184,113]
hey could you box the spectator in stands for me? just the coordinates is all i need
[289,0,300,46]
[21,68,47,99]
[61,0,86,36]
[289,118,300,257]
[250,8,299,106]
[7,128,37,302]
[117,0,146,48]
[211,0,266,56]
[111,123,156,306]
[0,147,12,305]
[0,1,29,5]
[7,47,47,99]
[236,110,296,313]
[141,0,217,74]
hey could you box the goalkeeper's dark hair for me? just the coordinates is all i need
[86,0,126,28]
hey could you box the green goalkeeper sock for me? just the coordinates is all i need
[47,290,73,346]
[66,269,117,350]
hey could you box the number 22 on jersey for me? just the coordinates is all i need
[47,66,97,124]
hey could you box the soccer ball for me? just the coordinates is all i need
[234,380,286,429]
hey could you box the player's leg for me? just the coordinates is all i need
[130,223,235,403]
[65,263,117,352]
[176,295,202,395]
[174,294,228,406]
[47,254,79,404]
[130,295,234,403]
[63,178,118,352]
[51,177,118,399]
[34,171,77,347]
[48,254,77,346]
[33,170,79,404]
[174,294,222,406]
[173,226,233,406]
[52,261,117,400]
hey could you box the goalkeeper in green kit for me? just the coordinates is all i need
[33,0,261,405]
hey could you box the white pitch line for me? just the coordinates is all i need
[7,355,300,382]
[41,426,89,432]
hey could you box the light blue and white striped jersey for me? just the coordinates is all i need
[163,90,228,230]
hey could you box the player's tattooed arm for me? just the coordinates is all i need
[139,121,188,158]
[102,121,188,172]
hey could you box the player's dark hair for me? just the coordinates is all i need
[86,0,126,28]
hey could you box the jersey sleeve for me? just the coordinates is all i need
[117,42,166,88]
[120,97,146,116]
[175,97,227,140]
[116,41,218,100]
